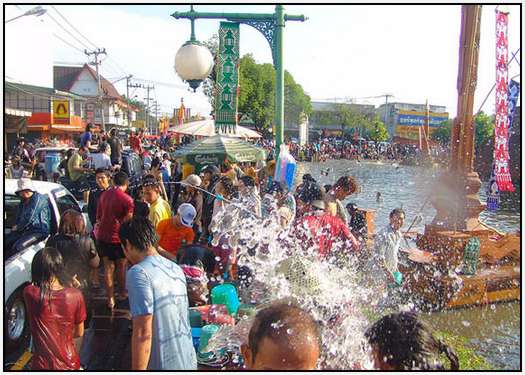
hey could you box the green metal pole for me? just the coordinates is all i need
[274,5,285,157]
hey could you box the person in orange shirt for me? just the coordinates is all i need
[157,203,196,256]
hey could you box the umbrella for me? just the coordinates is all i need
[174,135,267,164]
[169,119,262,139]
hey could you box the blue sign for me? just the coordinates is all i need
[398,114,448,127]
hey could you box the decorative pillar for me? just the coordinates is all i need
[427,5,485,233]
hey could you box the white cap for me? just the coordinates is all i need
[15,178,35,195]
[183,174,202,188]
[178,203,197,228]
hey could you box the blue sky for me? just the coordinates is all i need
[5,4,521,118]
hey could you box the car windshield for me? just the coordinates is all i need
[4,195,21,232]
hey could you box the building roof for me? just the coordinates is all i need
[53,64,122,100]
[311,101,375,112]
[5,80,86,100]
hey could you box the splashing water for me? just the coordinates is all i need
[206,193,387,369]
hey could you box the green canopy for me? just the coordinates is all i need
[174,135,267,165]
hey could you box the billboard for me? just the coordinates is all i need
[395,110,448,140]
[53,100,70,124]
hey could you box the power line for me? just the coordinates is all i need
[45,11,92,50]
[50,5,98,50]
[52,32,85,54]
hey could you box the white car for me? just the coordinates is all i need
[4,179,90,353]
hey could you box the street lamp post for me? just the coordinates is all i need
[172,5,306,156]
[5,6,47,23]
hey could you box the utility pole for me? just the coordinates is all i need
[85,48,107,131]
[144,85,154,134]
[127,82,143,128]
[124,75,134,127]
[382,94,394,138]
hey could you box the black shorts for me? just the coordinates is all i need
[72,175,91,192]
[97,241,125,261]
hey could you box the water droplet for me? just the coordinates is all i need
[287,328,293,334]
[461,320,471,327]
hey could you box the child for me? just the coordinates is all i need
[365,312,459,370]
[241,302,321,370]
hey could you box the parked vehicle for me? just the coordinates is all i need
[4,179,90,354]
[121,150,145,197]
[34,146,76,181]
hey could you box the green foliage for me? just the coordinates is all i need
[434,331,494,370]
[431,119,452,145]
[474,111,495,151]
[201,34,311,131]
[368,115,389,142]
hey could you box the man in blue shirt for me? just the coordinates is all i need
[119,217,196,370]
[80,123,96,150]
[6,178,51,253]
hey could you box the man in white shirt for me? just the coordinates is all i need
[91,143,113,170]
[374,208,409,286]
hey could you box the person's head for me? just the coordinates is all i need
[238,175,255,193]
[142,180,161,204]
[241,302,321,370]
[174,203,197,228]
[95,168,111,190]
[100,142,111,155]
[31,247,68,304]
[113,171,129,191]
[58,209,86,235]
[365,312,459,371]
[346,202,358,215]
[267,181,285,200]
[78,146,89,157]
[216,176,235,198]
[296,181,323,215]
[119,216,158,264]
[182,174,202,193]
[389,208,406,231]
[332,175,359,200]
[201,165,220,183]
[16,137,25,146]
[162,153,169,160]
[15,178,35,201]
[12,156,21,167]
[86,123,94,133]
[151,157,162,171]
[109,128,117,137]
[323,184,332,194]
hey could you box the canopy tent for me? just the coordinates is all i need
[173,134,267,165]
[168,119,262,139]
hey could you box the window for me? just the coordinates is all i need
[54,190,80,216]
[4,195,21,232]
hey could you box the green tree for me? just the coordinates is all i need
[431,119,452,145]
[201,34,219,114]
[368,115,389,142]
[474,111,495,151]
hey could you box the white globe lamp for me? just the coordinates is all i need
[174,41,214,92]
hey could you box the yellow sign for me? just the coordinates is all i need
[398,110,448,118]
[133,120,145,129]
[53,100,70,119]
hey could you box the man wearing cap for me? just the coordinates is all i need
[156,203,196,257]
[180,174,203,239]
[6,178,51,252]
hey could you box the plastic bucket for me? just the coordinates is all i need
[210,284,240,316]
[45,153,61,175]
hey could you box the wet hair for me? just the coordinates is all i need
[58,209,86,235]
[389,208,406,219]
[239,175,256,188]
[31,247,69,307]
[113,171,129,187]
[217,176,236,198]
[346,202,358,212]
[119,216,158,253]
[302,173,315,182]
[365,312,459,371]
[323,184,332,193]
[248,302,321,362]
[109,128,117,137]
[95,168,111,177]
[296,180,323,204]
[142,174,159,188]
[151,157,162,169]
[333,175,358,195]
[86,123,94,132]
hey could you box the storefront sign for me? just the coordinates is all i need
[397,110,448,127]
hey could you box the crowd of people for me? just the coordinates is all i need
[8,123,460,370]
